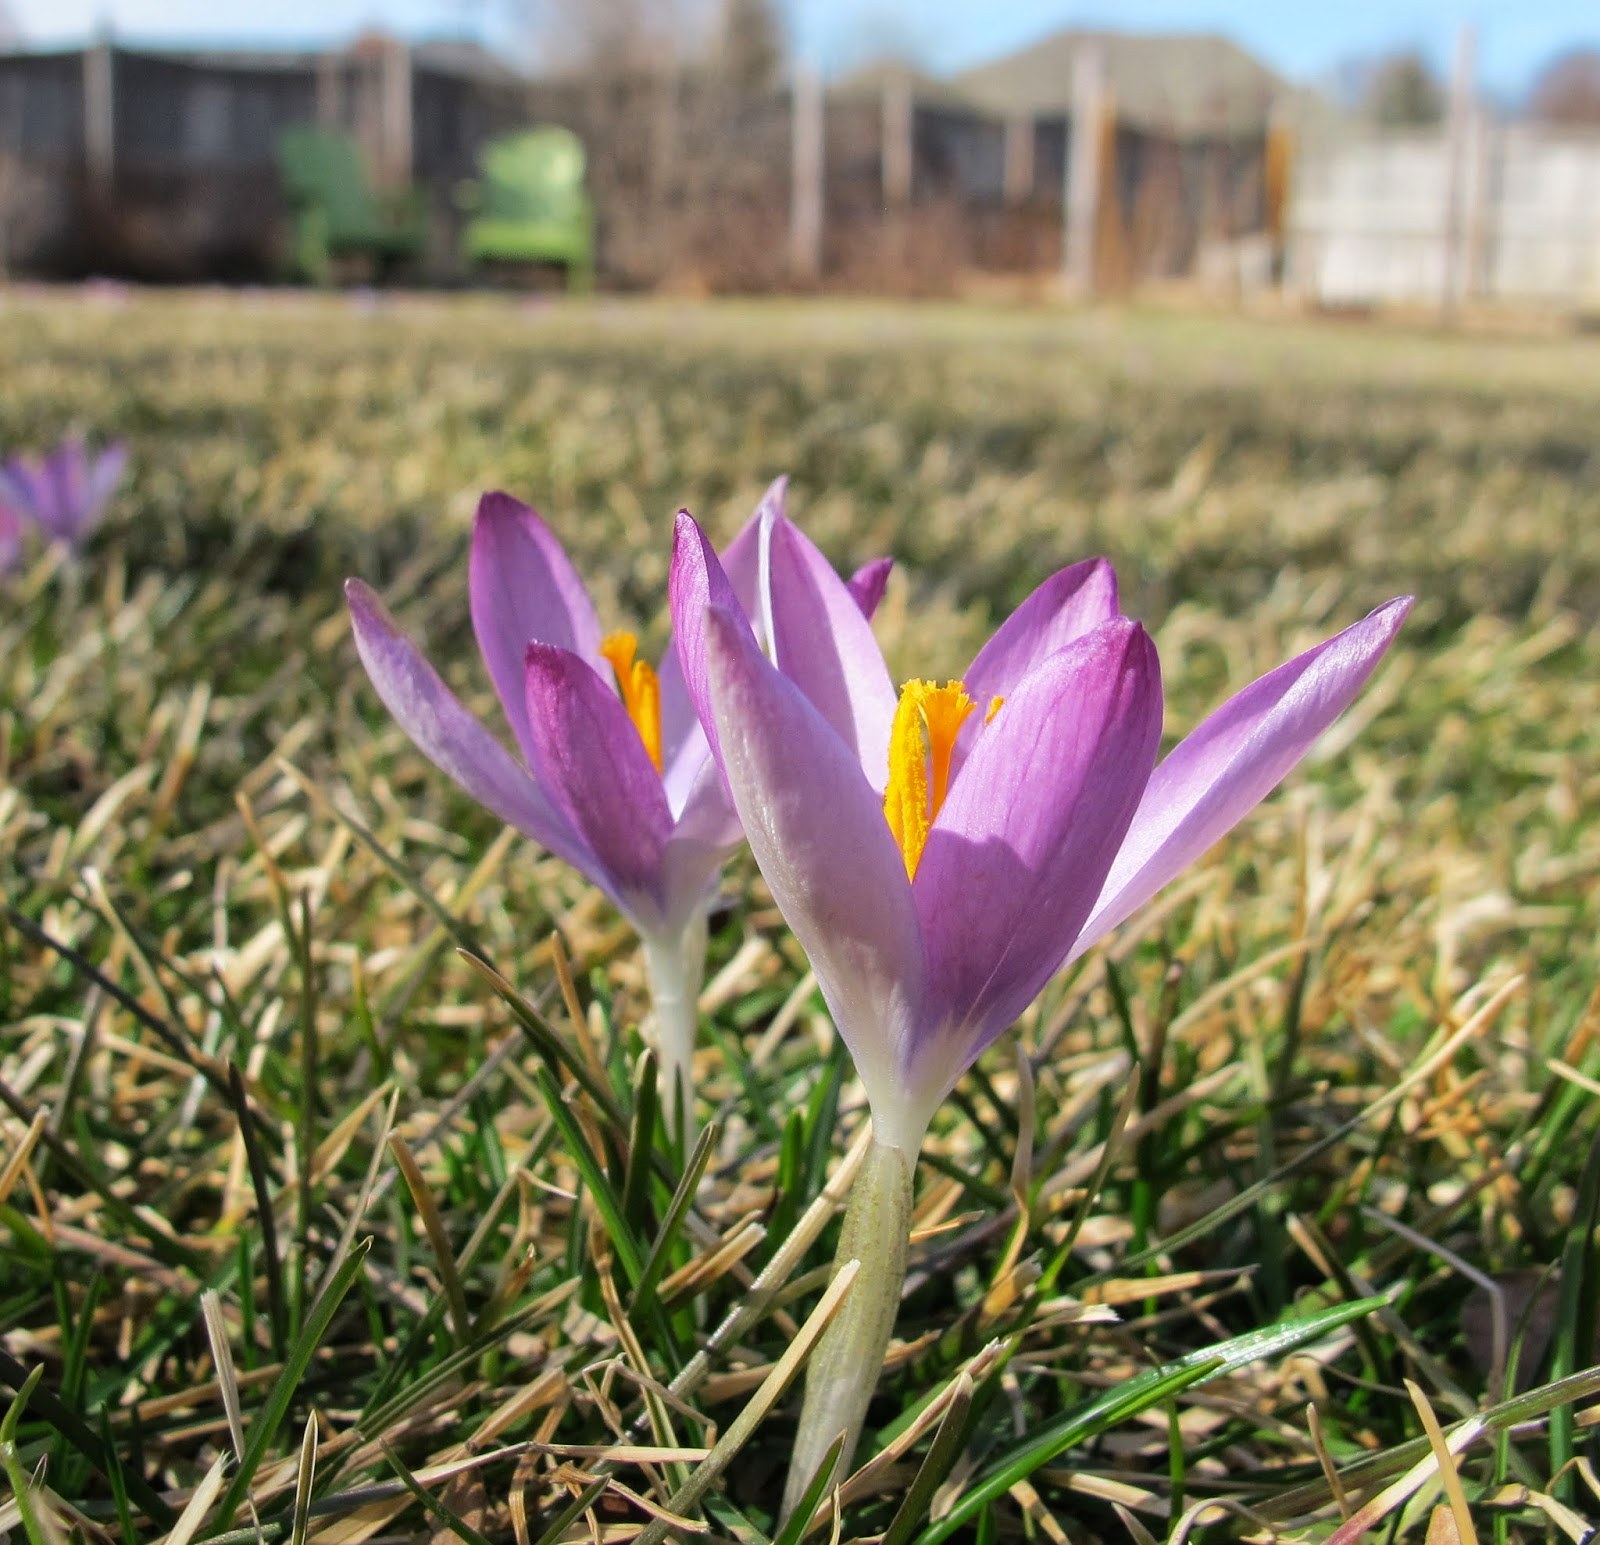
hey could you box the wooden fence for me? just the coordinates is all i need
[0,40,1275,291]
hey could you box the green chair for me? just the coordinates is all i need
[276,126,427,286]
[459,128,595,292]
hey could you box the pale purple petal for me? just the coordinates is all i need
[0,457,51,531]
[523,642,674,921]
[729,479,777,633]
[84,443,128,524]
[914,617,1162,1069]
[469,492,603,764]
[658,710,715,823]
[45,440,89,542]
[847,557,893,619]
[1072,596,1414,959]
[747,475,788,651]
[344,579,595,877]
[658,497,767,784]
[765,515,898,791]
[705,604,924,1115]
[667,510,752,775]
[657,755,745,926]
[962,558,1120,709]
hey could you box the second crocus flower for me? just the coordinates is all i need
[0,438,127,551]
[348,482,885,1136]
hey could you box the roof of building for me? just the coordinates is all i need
[829,59,975,110]
[950,28,1297,135]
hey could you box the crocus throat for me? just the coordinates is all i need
[600,630,663,773]
[884,679,1001,879]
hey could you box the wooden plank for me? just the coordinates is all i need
[1439,23,1478,317]
[1003,113,1034,205]
[789,64,823,282]
[1064,42,1106,291]
[380,37,412,188]
[881,66,912,209]
[83,36,114,195]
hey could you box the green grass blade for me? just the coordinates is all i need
[916,1294,1386,1544]
[211,1234,372,1533]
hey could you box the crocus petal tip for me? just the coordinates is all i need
[474,488,541,530]
[344,576,383,617]
[847,556,894,618]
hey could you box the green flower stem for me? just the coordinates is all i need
[782,1136,914,1520]
[642,910,708,1148]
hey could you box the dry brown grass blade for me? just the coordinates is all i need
[1407,1379,1480,1545]
[1307,1401,1353,1521]
[200,1289,247,1465]
[155,1452,230,1545]
[634,1258,864,1544]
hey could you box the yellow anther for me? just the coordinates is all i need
[883,679,977,880]
[600,630,663,773]
[885,683,931,881]
[985,695,1004,725]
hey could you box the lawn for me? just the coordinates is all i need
[2,289,1598,1542]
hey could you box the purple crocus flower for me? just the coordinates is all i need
[346,482,887,1128]
[0,439,128,549]
[673,513,1411,1154]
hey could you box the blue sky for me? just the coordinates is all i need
[6,0,1596,95]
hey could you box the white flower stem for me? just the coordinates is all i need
[781,1136,914,1520]
[642,912,707,1149]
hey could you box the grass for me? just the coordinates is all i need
[1,287,1598,1542]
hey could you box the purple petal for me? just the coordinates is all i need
[729,483,777,630]
[45,440,89,542]
[658,495,768,784]
[765,515,898,790]
[667,510,753,775]
[914,617,1163,1071]
[746,474,788,649]
[523,642,674,921]
[84,443,128,525]
[1073,596,1414,958]
[344,579,595,876]
[658,756,745,927]
[962,558,1120,709]
[847,557,893,618]
[705,604,924,1116]
[0,457,51,531]
[469,492,603,765]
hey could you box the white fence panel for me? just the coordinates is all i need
[1291,125,1600,307]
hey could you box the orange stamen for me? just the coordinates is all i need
[600,630,663,773]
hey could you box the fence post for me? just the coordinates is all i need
[380,35,413,188]
[83,33,115,199]
[1003,113,1034,204]
[1264,111,1294,283]
[316,48,342,129]
[1440,23,1478,319]
[652,62,679,212]
[790,64,823,282]
[1064,42,1106,292]
[881,66,912,208]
